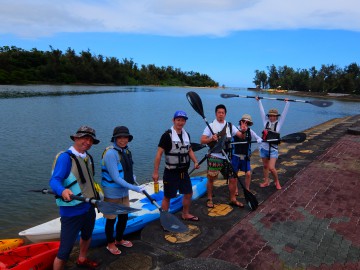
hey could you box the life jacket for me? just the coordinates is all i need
[262,121,280,144]
[101,146,135,188]
[165,129,190,170]
[233,128,252,160]
[208,122,233,154]
[52,151,99,207]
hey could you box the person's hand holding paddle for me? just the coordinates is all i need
[61,188,73,201]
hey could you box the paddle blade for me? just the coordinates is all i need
[209,136,226,153]
[220,93,239,99]
[96,201,140,215]
[160,211,189,233]
[281,132,306,143]
[191,142,207,152]
[186,91,205,118]
[244,190,259,211]
[308,100,333,107]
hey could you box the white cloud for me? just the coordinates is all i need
[1,0,360,38]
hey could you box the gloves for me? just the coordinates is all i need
[257,138,263,144]
[135,184,146,194]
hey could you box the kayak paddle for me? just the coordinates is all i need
[190,142,207,152]
[133,180,189,233]
[220,93,333,107]
[186,91,259,211]
[231,132,307,145]
[29,188,140,215]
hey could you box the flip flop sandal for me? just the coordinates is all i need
[116,240,133,248]
[182,215,200,221]
[106,246,121,255]
[229,200,244,208]
[206,199,214,208]
[76,258,101,268]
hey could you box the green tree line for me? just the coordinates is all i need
[253,63,360,94]
[0,46,219,87]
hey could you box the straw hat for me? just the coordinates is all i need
[267,108,280,117]
[239,114,253,126]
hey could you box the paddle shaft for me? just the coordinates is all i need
[230,132,306,145]
[220,93,332,107]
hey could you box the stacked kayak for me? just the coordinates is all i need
[0,241,60,270]
[0,239,24,253]
[19,176,207,246]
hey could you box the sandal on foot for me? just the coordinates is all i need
[182,215,199,221]
[106,246,121,255]
[229,200,244,208]
[259,182,270,188]
[275,182,282,190]
[206,199,214,208]
[115,240,133,248]
[76,258,100,269]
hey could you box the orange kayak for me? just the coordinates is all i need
[0,241,60,270]
[0,239,24,253]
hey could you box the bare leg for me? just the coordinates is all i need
[53,257,66,270]
[268,157,281,189]
[182,193,193,219]
[161,197,170,211]
[260,157,270,187]
[228,177,237,202]
[78,237,92,261]
[245,171,252,191]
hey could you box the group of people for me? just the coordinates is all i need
[49,97,288,270]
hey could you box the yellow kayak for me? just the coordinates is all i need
[0,239,24,252]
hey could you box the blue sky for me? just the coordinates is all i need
[1,0,360,87]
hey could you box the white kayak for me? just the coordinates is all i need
[19,176,207,244]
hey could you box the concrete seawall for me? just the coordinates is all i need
[66,114,360,270]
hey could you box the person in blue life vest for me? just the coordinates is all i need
[152,110,200,222]
[255,96,290,190]
[200,104,244,209]
[101,126,145,255]
[49,126,100,270]
[231,114,262,193]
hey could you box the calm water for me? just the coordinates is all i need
[1,85,359,239]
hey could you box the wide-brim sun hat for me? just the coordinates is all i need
[111,126,133,142]
[70,126,100,144]
[240,114,253,126]
[267,108,281,117]
[173,110,188,120]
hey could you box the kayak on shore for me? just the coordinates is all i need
[18,176,208,246]
[0,239,24,253]
[0,241,60,270]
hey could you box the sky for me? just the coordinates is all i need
[1,0,360,87]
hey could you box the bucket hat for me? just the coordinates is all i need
[267,108,280,117]
[173,110,188,120]
[111,126,133,142]
[70,126,100,144]
[239,114,253,126]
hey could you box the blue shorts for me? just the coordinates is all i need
[231,156,251,173]
[57,206,96,260]
[163,170,193,198]
[260,147,279,159]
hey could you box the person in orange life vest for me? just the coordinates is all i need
[152,110,200,221]
[255,97,289,190]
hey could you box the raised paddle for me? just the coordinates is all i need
[133,180,189,233]
[29,188,140,215]
[231,132,307,145]
[186,91,259,211]
[220,93,333,107]
[190,142,207,152]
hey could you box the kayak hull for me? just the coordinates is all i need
[0,241,60,270]
[0,239,24,253]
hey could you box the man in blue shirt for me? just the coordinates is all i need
[50,126,100,270]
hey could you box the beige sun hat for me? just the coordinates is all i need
[267,108,280,117]
[239,114,253,126]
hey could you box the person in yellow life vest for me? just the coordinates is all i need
[49,126,100,270]
[101,126,145,255]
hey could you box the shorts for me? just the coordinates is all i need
[260,147,279,159]
[103,196,130,219]
[231,155,251,173]
[163,170,192,198]
[57,206,96,260]
[207,155,226,178]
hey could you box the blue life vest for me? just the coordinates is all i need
[101,146,134,188]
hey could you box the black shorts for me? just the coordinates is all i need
[163,170,193,199]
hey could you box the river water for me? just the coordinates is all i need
[1,85,359,239]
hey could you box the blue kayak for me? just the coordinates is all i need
[89,176,207,247]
